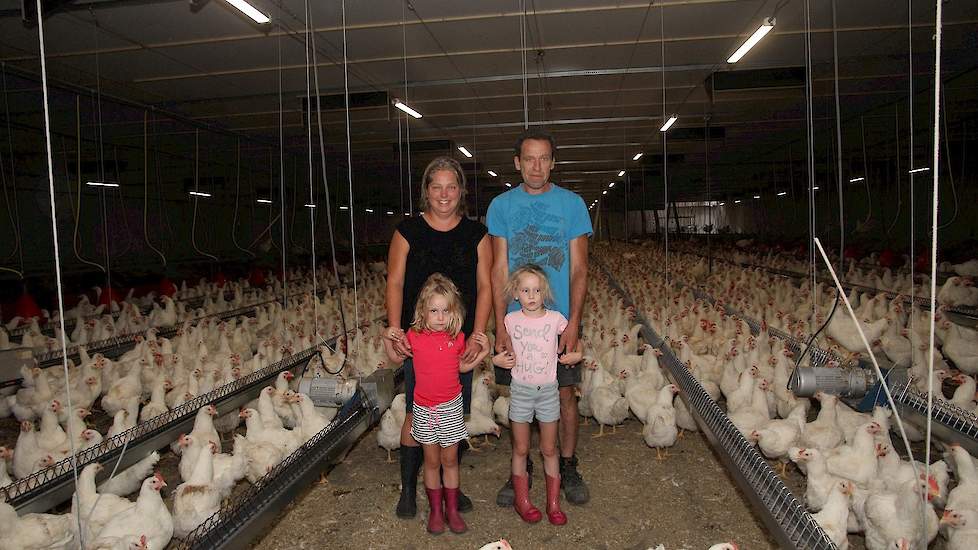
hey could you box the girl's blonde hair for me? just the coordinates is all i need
[419,156,468,216]
[503,264,555,308]
[410,273,465,337]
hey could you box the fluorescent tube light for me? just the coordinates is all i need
[86,181,119,188]
[734,200,741,204]
[812,186,820,190]
[849,176,865,183]
[632,152,643,161]
[304,204,316,208]
[404,212,410,216]
[224,0,270,24]
[777,191,787,196]
[602,190,608,195]
[718,202,725,206]
[909,167,930,174]
[386,211,394,215]
[617,170,625,177]
[256,199,272,204]
[753,195,760,199]
[488,170,498,177]
[365,208,374,213]
[659,115,678,132]
[393,100,422,119]
[457,146,473,158]
[608,182,616,188]
[505,182,512,188]
[339,206,349,210]
[727,18,775,63]
[189,191,211,197]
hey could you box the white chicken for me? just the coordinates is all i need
[641,384,679,460]
[172,443,222,539]
[376,393,405,463]
[89,474,173,550]
[0,501,75,550]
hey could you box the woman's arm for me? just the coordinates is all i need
[461,235,493,363]
[385,231,412,356]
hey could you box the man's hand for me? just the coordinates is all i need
[384,326,412,357]
[494,329,513,355]
[557,324,580,357]
[460,332,485,363]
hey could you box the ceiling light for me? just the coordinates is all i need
[404,212,410,216]
[602,190,608,195]
[753,195,760,199]
[86,181,119,188]
[488,170,498,177]
[849,176,865,183]
[608,182,616,188]
[339,206,349,210]
[718,202,725,206]
[224,0,270,24]
[909,167,930,174]
[777,191,787,196]
[386,211,394,215]
[393,100,422,119]
[365,208,374,213]
[505,182,512,188]
[457,146,473,158]
[734,199,741,204]
[617,170,625,177]
[812,186,820,190]
[659,115,678,132]
[727,17,775,63]
[305,204,316,208]
[256,199,272,204]
[632,152,643,161]
[189,191,211,197]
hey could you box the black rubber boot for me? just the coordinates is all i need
[496,456,533,507]
[455,439,473,512]
[560,455,590,505]
[396,445,422,519]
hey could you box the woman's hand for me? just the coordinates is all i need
[384,326,412,357]
[492,350,516,370]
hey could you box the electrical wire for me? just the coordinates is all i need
[936,86,958,230]
[190,129,219,263]
[231,139,255,259]
[342,0,360,336]
[0,63,24,276]
[143,111,167,266]
[72,95,105,274]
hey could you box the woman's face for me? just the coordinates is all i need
[426,169,461,216]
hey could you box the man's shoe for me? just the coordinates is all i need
[559,455,590,505]
[495,457,533,506]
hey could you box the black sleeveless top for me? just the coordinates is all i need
[398,215,487,336]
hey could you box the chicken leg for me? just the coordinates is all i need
[580,417,590,426]
[592,424,607,438]
[655,448,669,461]
[387,450,395,464]
[466,437,484,452]
[676,429,685,440]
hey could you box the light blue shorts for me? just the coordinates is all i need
[509,381,560,424]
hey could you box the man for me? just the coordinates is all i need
[487,128,592,506]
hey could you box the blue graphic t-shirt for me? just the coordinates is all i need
[486,183,593,318]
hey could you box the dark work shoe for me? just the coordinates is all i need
[560,456,590,505]
[496,457,533,507]
[457,488,473,513]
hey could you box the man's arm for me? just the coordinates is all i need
[558,234,588,354]
[491,235,513,353]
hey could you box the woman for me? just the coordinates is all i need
[384,156,492,519]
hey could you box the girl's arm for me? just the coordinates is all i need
[459,332,491,373]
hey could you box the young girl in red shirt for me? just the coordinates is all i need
[385,273,489,535]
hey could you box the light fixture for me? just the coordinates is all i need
[505,182,512,188]
[632,152,643,161]
[488,170,498,177]
[224,0,270,24]
[393,100,422,119]
[386,211,394,215]
[189,191,211,197]
[86,181,119,188]
[849,176,865,183]
[909,167,930,174]
[734,199,742,204]
[753,195,760,199]
[404,212,410,216]
[602,190,608,195]
[812,186,820,191]
[777,191,787,196]
[365,208,374,213]
[256,199,272,204]
[718,202,726,206]
[617,170,625,177]
[304,203,316,208]
[659,115,678,132]
[339,206,349,210]
[608,182,616,188]
[727,17,775,63]
[457,146,473,158]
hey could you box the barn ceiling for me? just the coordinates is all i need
[0,0,976,210]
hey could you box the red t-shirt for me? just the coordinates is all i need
[407,329,466,407]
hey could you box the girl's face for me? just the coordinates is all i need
[425,294,451,332]
[426,170,461,216]
[514,273,543,313]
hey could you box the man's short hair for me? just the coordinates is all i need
[513,129,557,158]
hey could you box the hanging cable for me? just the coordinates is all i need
[859,116,872,227]
[72,96,105,273]
[908,0,916,337]
[804,0,817,328]
[278,35,288,308]
[520,0,528,128]
[661,5,670,289]
[936,86,958,229]
[887,103,902,237]
[191,129,219,263]
[341,0,360,333]
[34,0,82,540]
[231,138,255,259]
[303,0,319,332]
[143,111,166,266]
[831,0,845,276]
[0,63,24,276]
[402,1,412,215]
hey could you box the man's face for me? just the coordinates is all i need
[514,138,554,191]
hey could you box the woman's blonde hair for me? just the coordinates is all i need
[410,273,465,337]
[419,156,468,216]
[503,264,554,308]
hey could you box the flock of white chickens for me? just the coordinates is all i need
[0,266,389,549]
